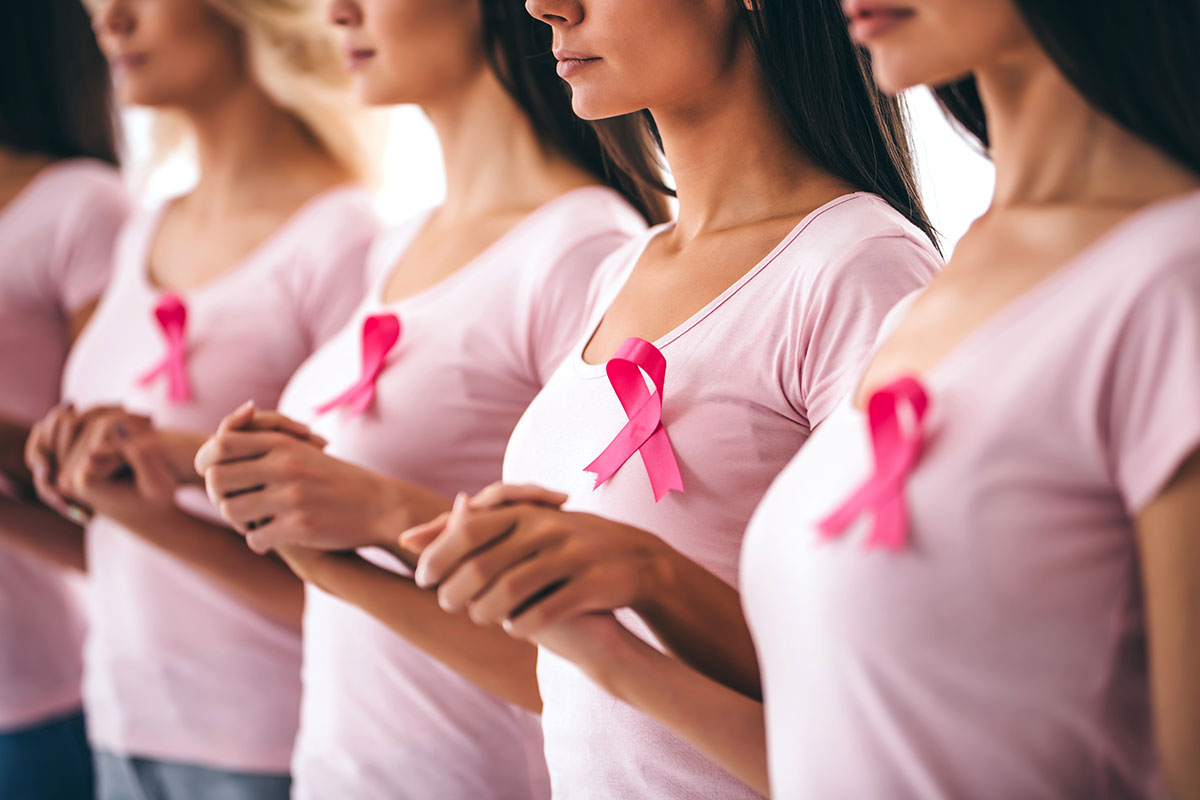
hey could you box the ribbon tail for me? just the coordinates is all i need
[866,492,909,551]
[817,474,898,538]
[347,383,375,417]
[584,417,657,490]
[315,383,362,415]
[168,357,191,403]
[137,361,167,388]
[640,427,683,502]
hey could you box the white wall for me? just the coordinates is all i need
[124,86,994,251]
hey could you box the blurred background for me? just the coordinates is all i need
[128,85,994,252]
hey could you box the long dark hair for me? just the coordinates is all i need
[936,0,1200,176]
[0,0,120,166]
[481,1,672,225]
[741,0,937,247]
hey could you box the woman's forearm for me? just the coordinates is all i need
[561,619,770,795]
[0,496,86,572]
[108,504,304,628]
[301,551,542,713]
[636,548,763,700]
[0,416,32,491]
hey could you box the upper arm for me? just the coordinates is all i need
[1136,447,1200,800]
[793,235,938,428]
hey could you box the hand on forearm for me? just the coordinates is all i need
[286,546,542,712]
[535,614,769,795]
[634,554,762,701]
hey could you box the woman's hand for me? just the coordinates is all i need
[409,489,676,639]
[195,403,414,555]
[25,404,148,519]
[53,410,178,525]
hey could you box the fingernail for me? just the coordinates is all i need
[114,423,129,439]
[414,564,430,589]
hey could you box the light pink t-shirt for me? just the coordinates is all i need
[502,193,941,799]
[62,186,378,771]
[741,189,1200,799]
[276,187,646,800]
[0,160,128,730]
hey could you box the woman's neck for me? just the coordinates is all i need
[422,67,596,222]
[652,36,849,241]
[977,52,1199,213]
[181,81,348,219]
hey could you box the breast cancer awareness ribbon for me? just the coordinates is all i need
[137,293,191,403]
[816,376,929,551]
[584,337,684,503]
[316,313,401,417]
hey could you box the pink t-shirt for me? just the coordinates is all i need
[62,186,378,771]
[502,193,941,799]
[0,160,128,730]
[276,187,646,800]
[741,189,1200,799]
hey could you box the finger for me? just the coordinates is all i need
[203,458,273,501]
[414,496,519,588]
[398,510,452,552]
[469,483,569,511]
[25,415,60,499]
[245,510,303,555]
[503,576,612,639]
[216,487,280,535]
[49,404,80,470]
[194,430,286,469]
[459,546,580,626]
[114,431,177,503]
[239,410,327,448]
[435,530,551,614]
[216,401,257,435]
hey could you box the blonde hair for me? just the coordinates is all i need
[151,0,377,182]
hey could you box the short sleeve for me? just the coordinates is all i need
[290,201,379,350]
[526,231,634,385]
[53,172,130,312]
[796,234,940,428]
[1107,258,1200,512]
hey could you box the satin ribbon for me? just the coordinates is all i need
[138,293,191,403]
[316,313,401,417]
[816,376,929,550]
[584,337,684,503]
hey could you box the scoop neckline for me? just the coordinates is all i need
[572,192,874,378]
[848,186,1200,413]
[135,183,366,299]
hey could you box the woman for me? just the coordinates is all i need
[190,0,665,797]
[25,0,378,797]
[235,0,941,797]
[0,1,127,798]
[738,0,1200,796]
[422,0,1200,797]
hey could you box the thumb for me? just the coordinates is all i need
[217,400,257,435]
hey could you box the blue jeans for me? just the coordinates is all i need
[0,708,95,800]
[95,751,291,800]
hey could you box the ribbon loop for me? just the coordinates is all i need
[316,313,401,417]
[137,293,191,404]
[584,337,684,503]
[816,376,929,550]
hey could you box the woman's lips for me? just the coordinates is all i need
[554,51,601,79]
[344,49,376,71]
[844,4,916,42]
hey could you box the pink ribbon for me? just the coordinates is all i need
[584,337,684,503]
[316,313,400,417]
[138,293,191,403]
[816,376,929,550]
